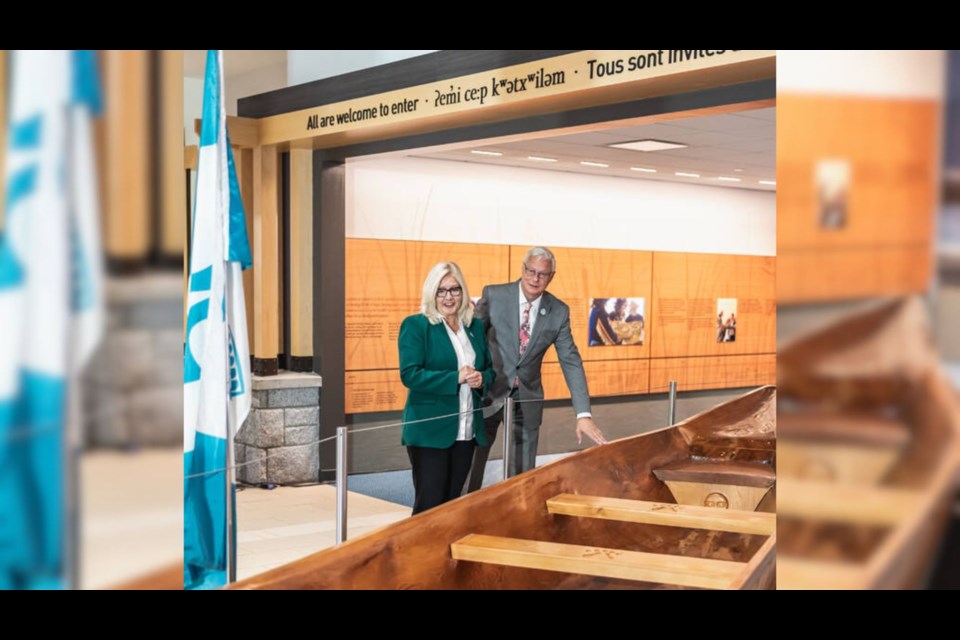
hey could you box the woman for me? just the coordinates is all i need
[398,262,495,515]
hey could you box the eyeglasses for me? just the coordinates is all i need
[436,286,463,299]
[522,264,554,280]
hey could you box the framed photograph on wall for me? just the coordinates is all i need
[717,298,737,343]
[588,297,645,346]
[816,159,850,230]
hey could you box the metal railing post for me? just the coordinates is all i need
[225,442,236,583]
[502,397,514,481]
[668,381,678,426]
[336,426,349,544]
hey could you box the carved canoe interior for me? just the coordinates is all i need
[777,297,960,589]
[233,386,777,590]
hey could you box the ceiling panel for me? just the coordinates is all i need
[411,107,775,192]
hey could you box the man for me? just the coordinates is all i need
[465,247,607,492]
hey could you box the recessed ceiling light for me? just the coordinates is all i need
[527,156,558,163]
[675,172,700,178]
[717,176,742,183]
[471,150,503,157]
[610,139,688,152]
[734,168,744,173]
[580,161,609,168]
[759,180,776,186]
[630,167,657,173]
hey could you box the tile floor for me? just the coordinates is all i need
[235,484,409,580]
[80,448,412,587]
[81,448,182,589]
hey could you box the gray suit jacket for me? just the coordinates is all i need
[475,281,591,428]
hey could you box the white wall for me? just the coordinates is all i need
[778,50,946,98]
[225,63,287,116]
[288,50,438,86]
[183,76,203,147]
[184,63,287,145]
[347,157,775,256]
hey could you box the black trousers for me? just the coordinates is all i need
[407,440,476,515]
[464,389,533,494]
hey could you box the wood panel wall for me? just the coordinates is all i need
[777,94,938,303]
[343,239,775,413]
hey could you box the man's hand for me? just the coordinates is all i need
[576,417,608,446]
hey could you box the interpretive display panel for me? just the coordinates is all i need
[345,240,775,413]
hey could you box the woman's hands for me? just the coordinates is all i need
[458,366,484,389]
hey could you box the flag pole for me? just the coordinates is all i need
[225,397,236,584]
[224,287,237,585]
[64,366,81,589]
[63,103,81,591]
[220,47,237,587]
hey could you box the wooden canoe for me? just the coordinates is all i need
[776,297,960,589]
[232,386,777,590]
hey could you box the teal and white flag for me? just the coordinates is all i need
[0,50,103,589]
[184,50,253,590]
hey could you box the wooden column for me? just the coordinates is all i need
[252,144,279,376]
[315,160,345,481]
[159,50,185,264]
[103,50,151,269]
[183,146,198,172]
[183,146,198,333]
[289,148,314,371]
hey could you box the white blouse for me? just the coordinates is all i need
[443,321,476,441]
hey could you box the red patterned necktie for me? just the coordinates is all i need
[514,302,532,389]
[519,302,532,357]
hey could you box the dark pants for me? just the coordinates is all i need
[407,440,476,515]
[465,390,539,493]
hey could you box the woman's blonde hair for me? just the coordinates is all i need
[420,262,473,326]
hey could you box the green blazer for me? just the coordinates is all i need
[398,313,495,448]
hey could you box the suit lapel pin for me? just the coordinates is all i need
[540,308,547,316]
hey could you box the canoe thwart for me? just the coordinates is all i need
[546,494,776,536]
[776,478,924,526]
[451,534,746,590]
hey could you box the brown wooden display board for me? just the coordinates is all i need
[541,360,652,401]
[345,239,775,414]
[777,94,937,303]
[345,370,409,415]
[649,354,776,394]
[344,238,511,372]
[651,252,776,359]
[778,247,930,303]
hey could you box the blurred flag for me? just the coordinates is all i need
[0,50,103,589]
[184,50,253,590]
